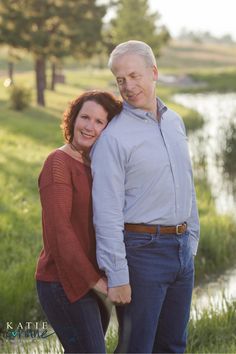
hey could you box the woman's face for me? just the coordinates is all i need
[73,100,108,150]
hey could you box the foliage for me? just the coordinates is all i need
[1,301,236,353]
[221,120,236,175]
[104,0,170,57]
[187,300,236,353]
[9,85,31,110]
[190,68,236,92]
[0,0,106,58]
[0,0,106,105]
[105,300,236,353]
[194,178,236,284]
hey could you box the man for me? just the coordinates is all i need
[91,40,200,353]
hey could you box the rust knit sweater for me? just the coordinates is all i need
[35,149,102,303]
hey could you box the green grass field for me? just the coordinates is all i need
[158,39,236,69]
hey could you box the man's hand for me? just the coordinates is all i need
[108,284,131,304]
[93,277,108,296]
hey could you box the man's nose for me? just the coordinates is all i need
[125,79,135,92]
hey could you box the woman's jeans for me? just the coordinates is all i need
[115,230,194,354]
[36,280,111,353]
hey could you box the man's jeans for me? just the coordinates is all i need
[115,230,194,354]
[37,280,110,353]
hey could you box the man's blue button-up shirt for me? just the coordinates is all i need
[91,98,200,287]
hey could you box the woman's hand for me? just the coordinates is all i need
[93,277,108,296]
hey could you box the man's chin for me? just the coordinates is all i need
[127,97,141,107]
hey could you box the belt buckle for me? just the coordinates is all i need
[176,224,183,235]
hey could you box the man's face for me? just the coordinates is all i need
[112,54,158,112]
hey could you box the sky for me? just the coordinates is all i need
[149,0,236,40]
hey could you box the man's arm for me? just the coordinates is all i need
[178,116,200,255]
[186,174,200,256]
[91,133,131,303]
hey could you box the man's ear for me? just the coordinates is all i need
[152,65,158,81]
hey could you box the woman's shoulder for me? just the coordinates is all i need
[39,149,89,186]
[43,149,78,169]
[39,149,73,186]
[45,148,67,163]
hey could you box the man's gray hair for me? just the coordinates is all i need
[108,40,157,70]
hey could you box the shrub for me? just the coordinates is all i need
[9,85,31,111]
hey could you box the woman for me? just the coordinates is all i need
[35,90,122,353]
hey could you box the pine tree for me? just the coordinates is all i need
[106,0,170,57]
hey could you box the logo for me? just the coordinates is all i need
[3,322,55,340]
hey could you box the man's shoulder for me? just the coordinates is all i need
[163,108,186,132]
[102,109,132,136]
[164,107,182,121]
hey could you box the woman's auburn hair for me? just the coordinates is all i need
[61,90,122,143]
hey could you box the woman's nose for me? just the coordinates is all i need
[84,119,94,130]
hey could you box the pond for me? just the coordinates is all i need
[174,92,236,216]
[174,92,236,313]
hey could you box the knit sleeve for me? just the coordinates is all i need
[39,151,101,302]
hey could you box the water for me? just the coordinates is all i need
[192,267,236,318]
[173,92,236,313]
[174,92,236,216]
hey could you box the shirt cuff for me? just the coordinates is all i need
[189,233,199,256]
[107,267,130,288]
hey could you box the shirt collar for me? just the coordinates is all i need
[123,97,167,120]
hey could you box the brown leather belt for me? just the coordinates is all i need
[124,223,187,235]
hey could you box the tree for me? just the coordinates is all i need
[5,47,22,86]
[104,0,170,57]
[0,0,106,106]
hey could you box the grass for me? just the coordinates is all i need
[158,39,236,69]
[194,178,236,284]
[1,301,236,353]
[189,67,236,93]
[0,334,63,353]
[105,299,236,353]
[187,299,236,353]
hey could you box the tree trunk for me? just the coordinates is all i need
[35,57,46,106]
[8,62,14,85]
[51,62,56,91]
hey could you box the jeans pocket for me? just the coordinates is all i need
[124,232,154,249]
